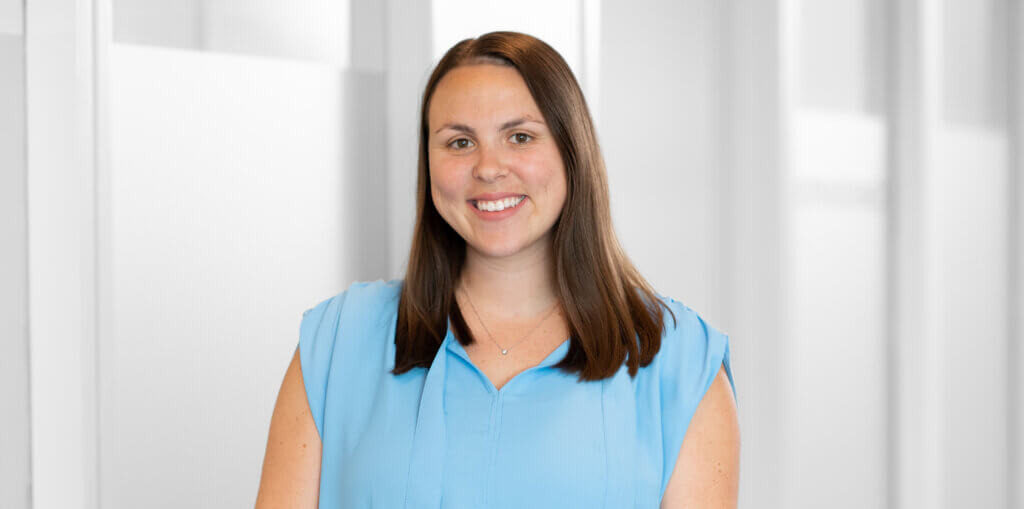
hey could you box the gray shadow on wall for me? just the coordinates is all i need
[338,70,390,283]
[0,30,32,509]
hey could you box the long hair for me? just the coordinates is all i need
[392,31,675,381]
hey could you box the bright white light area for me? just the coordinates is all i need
[794,110,887,183]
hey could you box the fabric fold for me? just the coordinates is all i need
[403,328,452,508]
[601,368,638,508]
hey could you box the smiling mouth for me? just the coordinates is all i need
[470,195,527,212]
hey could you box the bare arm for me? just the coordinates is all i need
[661,365,740,508]
[255,347,322,509]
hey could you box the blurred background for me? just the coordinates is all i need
[1,0,1021,508]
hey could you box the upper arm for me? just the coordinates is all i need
[660,364,740,508]
[255,347,322,509]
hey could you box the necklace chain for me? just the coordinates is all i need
[458,283,560,357]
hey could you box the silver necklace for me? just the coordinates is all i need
[458,284,560,356]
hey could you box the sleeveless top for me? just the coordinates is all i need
[298,279,736,508]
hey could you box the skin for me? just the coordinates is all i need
[427,63,573,390]
[255,348,320,509]
[255,63,740,508]
[661,365,741,508]
[428,63,568,324]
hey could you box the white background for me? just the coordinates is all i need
[2,0,1023,508]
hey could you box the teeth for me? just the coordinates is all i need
[475,195,524,211]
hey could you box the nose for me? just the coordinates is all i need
[472,142,508,183]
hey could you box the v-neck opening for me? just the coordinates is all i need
[444,326,570,394]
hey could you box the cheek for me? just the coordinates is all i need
[547,150,568,204]
[548,158,567,197]
[525,152,568,206]
[550,177,567,215]
[429,162,464,209]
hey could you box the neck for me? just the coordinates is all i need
[458,236,560,319]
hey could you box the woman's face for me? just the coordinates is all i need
[427,64,568,260]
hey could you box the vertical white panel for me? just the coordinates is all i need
[95,3,113,509]
[385,0,432,277]
[1013,1,1024,506]
[580,0,600,126]
[941,0,1008,127]
[790,112,888,509]
[25,0,101,508]
[792,0,891,505]
[936,1,1011,507]
[0,0,21,34]
[889,3,1013,509]
[0,7,31,508]
[350,0,384,72]
[799,0,885,112]
[932,127,1009,509]
[720,1,792,507]
[104,45,381,507]
[600,0,721,311]
[889,1,945,507]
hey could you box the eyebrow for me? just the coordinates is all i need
[434,116,543,135]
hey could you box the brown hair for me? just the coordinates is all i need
[392,31,675,381]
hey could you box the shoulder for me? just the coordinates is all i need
[645,293,737,498]
[301,278,403,314]
[650,294,733,395]
[299,278,403,363]
[297,278,403,437]
[300,278,402,332]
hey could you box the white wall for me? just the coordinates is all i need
[599,0,725,315]
[0,0,20,33]
[931,126,1010,508]
[720,1,791,505]
[383,0,432,278]
[892,1,1014,507]
[112,0,351,66]
[0,2,31,508]
[25,0,103,507]
[1014,4,1024,508]
[102,44,384,507]
[788,112,889,508]
[786,1,890,505]
[98,2,389,504]
[942,0,1007,127]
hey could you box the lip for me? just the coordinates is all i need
[467,194,527,221]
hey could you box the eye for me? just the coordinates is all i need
[448,138,474,150]
[510,132,533,145]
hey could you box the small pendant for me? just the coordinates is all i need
[501,349,509,355]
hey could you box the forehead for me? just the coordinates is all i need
[428,64,542,127]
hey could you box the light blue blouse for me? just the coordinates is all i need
[298,279,736,508]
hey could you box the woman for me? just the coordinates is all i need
[256,31,739,508]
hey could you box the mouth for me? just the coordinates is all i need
[469,194,526,211]
[467,194,528,220]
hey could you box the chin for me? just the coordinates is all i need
[468,236,529,258]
